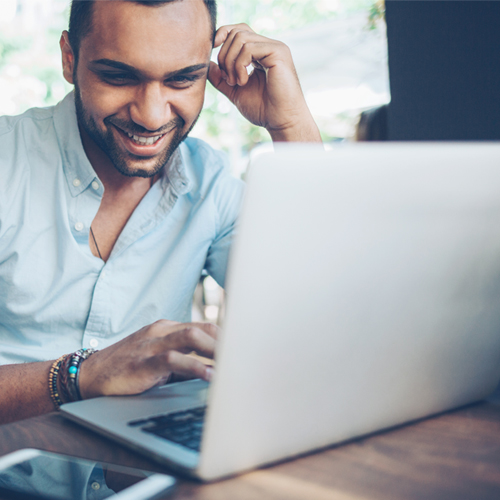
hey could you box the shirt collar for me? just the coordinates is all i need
[53,91,192,198]
[164,144,192,197]
[53,91,98,197]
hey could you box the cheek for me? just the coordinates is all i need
[173,85,206,123]
[77,73,131,123]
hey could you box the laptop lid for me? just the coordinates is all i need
[62,143,500,481]
[197,143,500,480]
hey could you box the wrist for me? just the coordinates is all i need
[268,116,322,143]
[77,349,100,400]
[51,349,99,405]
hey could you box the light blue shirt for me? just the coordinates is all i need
[0,92,244,365]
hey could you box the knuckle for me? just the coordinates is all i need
[163,350,177,366]
[205,323,219,337]
[153,319,171,329]
[279,42,292,57]
[146,320,166,337]
[185,327,201,344]
[241,43,252,56]
[233,30,246,43]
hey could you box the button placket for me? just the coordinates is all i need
[82,263,110,347]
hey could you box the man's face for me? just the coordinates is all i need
[70,0,212,178]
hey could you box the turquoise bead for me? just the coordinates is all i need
[69,366,77,375]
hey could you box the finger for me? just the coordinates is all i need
[217,26,255,83]
[221,31,252,86]
[217,28,241,79]
[208,61,238,101]
[147,320,219,340]
[145,319,180,338]
[161,326,216,358]
[187,322,220,340]
[219,31,275,87]
[231,42,262,86]
[155,350,214,382]
[213,23,255,49]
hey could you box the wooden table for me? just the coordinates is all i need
[1,388,500,500]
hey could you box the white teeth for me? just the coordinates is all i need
[126,132,162,146]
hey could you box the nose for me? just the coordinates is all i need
[129,83,171,132]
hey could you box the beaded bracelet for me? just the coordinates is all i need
[49,349,98,410]
[70,348,97,401]
[59,348,98,404]
[58,354,77,403]
[48,354,69,410]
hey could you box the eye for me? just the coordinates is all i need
[99,72,137,86]
[167,74,200,88]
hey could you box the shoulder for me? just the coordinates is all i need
[0,105,55,141]
[0,105,58,212]
[0,105,57,169]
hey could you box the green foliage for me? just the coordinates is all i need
[0,35,31,68]
[224,0,376,34]
[367,0,385,30]
[28,67,64,103]
[229,1,333,34]
[199,0,384,153]
[0,0,384,150]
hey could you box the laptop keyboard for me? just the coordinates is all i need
[128,406,207,451]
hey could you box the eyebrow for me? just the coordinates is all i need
[89,59,209,79]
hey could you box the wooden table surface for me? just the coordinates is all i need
[1,388,500,500]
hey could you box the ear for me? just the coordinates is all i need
[60,31,75,84]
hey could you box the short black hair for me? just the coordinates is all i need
[68,0,217,65]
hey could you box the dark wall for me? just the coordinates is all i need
[386,1,500,140]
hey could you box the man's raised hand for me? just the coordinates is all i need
[208,24,321,143]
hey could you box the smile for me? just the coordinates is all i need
[126,132,165,146]
[111,123,175,158]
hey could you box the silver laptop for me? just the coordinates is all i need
[61,143,500,481]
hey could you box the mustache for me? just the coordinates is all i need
[105,116,185,136]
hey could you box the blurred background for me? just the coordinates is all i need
[0,0,390,323]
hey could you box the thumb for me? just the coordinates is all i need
[208,61,237,103]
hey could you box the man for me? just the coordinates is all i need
[0,0,321,424]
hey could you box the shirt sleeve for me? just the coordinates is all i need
[204,171,245,289]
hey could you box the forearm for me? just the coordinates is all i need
[0,321,218,425]
[0,361,55,425]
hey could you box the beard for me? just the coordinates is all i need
[73,83,199,178]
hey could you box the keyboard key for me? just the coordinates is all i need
[131,406,207,452]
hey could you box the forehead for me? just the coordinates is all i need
[81,0,212,73]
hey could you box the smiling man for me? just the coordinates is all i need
[0,0,321,423]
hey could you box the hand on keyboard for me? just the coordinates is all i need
[79,321,218,399]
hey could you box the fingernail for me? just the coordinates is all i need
[221,70,228,80]
[204,366,214,382]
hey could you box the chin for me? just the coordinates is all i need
[109,146,174,178]
[114,161,163,178]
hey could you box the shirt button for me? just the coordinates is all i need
[89,339,99,348]
[73,178,81,187]
[91,482,100,490]
[74,222,84,231]
[91,181,100,190]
